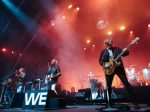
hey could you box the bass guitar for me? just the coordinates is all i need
[103,37,140,75]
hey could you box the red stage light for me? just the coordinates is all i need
[107,31,112,35]
[68,4,73,9]
[62,16,66,19]
[51,22,55,26]
[2,48,7,52]
[130,31,133,34]
[76,7,80,11]
[119,26,125,31]
[86,39,91,44]
[148,24,150,28]
[11,51,15,54]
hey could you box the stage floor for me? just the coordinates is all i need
[0,104,150,112]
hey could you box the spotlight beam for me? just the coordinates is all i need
[1,0,37,33]
[0,0,25,39]
[1,0,39,80]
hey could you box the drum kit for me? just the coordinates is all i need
[125,64,150,86]
[89,78,104,100]
[25,79,45,91]
[80,72,104,100]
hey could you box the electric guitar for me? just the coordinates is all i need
[45,73,61,84]
[5,78,17,92]
[103,37,140,75]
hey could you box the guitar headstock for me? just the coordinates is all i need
[130,37,140,45]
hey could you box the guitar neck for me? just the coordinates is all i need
[114,44,132,62]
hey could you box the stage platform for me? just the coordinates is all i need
[0,104,150,112]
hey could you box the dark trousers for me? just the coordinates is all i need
[47,78,58,90]
[3,86,13,104]
[105,66,137,107]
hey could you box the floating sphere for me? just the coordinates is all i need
[97,19,108,29]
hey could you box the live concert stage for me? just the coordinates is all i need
[0,0,150,112]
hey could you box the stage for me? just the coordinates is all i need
[1,0,150,112]
[0,104,150,112]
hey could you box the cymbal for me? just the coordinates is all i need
[34,79,43,81]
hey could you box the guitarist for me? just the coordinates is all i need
[45,59,61,95]
[99,38,139,109]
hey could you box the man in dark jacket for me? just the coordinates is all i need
[99,38,139,108]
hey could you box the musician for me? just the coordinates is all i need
[3,78,13,104]
[45,59,61,95]
[16,67,26,93]
[99,38,139,108]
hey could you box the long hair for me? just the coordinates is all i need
[51,59,58,65]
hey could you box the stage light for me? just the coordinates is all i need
[130,31,133,34]
[19,53,22,56]
[2,0,37,34]
[62,16,66,19]
[84,48,86,50]
[76,7,80,11]
[2,48,7,52]
[148,24,150,28]
[92,45,95,47]
[107,31,112,35]
[11,51,15,54]
[86,39,91,44]
[51,22,55,26]
[120,26,125,31]
[145,82,149,86]
[68,4,73,9]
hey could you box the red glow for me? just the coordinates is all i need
[11,51,15,54]
[107,31,112,35]
[1,48,7,52]
[129,30,135,39]
[0,0,150,91]
[62,16,66,19]
[68,4,73,9]
[51,22,55,26]
[130,31,133,34]
[119,26,125,31]
[86,39,91,44]
[76,7,80,11]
